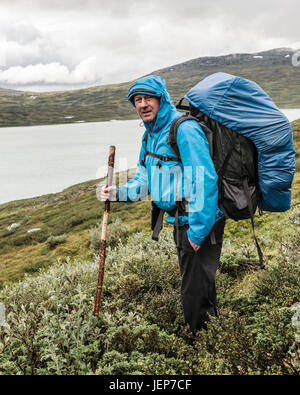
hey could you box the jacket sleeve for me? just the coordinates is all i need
[117,133,149,202]
[176,120,219,245]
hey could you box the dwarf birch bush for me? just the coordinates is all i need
[46,234,68,249]
[0,231,189,374]
[89,217,130,253]
[0,227,299,375]
[219,239,259,277]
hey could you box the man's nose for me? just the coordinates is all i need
[140,98,149,107]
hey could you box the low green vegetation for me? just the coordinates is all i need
[0,120,299,375]
[0,219,299,374]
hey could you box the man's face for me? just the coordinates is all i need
[134,94,160,123]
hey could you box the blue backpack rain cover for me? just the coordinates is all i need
[185,72,295,212]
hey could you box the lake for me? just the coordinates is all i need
[0,109,299,205]
[0,119,143,205]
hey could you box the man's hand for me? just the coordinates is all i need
[188,238,201,252]
[100,185,117,201]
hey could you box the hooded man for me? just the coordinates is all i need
[101,75,225,331]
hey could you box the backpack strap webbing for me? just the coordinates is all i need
[176,98,190,112]
[151,201,188,242]
[145,150,180,163]
[141,130,180,167]
[243,178,265,269]
[152,208,165,241]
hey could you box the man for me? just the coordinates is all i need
[101,75,225,331]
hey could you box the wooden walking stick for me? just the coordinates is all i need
[94,145,116,317]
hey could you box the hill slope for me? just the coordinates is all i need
[0,48,299,127]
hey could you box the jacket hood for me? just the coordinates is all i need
[127,75,178,132]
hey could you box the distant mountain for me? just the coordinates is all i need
[154,47,300,107]
[0,48,299,127]
[158,47,295,71]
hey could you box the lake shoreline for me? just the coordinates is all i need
[0,108,300,129]
[0,117,140,130]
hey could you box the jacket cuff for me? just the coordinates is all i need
[117,186,128,202]
[187,227,205,246]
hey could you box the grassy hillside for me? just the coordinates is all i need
[0,120,299,375]
[0,169,150,286]
[0,48,300,127]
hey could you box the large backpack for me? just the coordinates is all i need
[169,112,259,223]
[166,72,295,267]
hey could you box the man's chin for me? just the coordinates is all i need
[142,114,154,122]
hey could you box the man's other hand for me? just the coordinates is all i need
[188,238,201,252]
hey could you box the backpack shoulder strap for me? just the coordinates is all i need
[168,115,198,159]
[176,98,190,112]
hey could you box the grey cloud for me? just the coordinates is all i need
[0,22,41,44]
[0,0,299,91]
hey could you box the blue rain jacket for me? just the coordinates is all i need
[117,75,223,246]
[186,72,295,212]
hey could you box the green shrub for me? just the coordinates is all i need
[8,228,50,247]
[46,234,67,249]
[284,204,300,226]
[89,217,130,253]
[219,239,260,277]
[21,259,52,274]
[0,229,299,375]
[95,350,188,375]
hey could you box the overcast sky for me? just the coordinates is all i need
[0,0,299,92]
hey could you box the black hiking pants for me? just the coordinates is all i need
[173,217,225,331]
